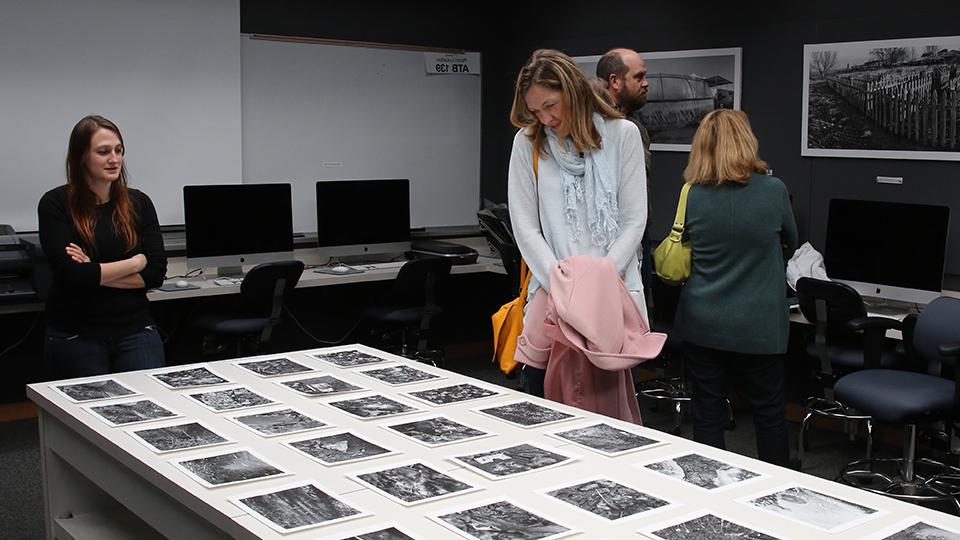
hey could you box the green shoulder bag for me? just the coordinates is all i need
[653,182,692,286]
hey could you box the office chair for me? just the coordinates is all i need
[361,257,452,366]
[834,296,960,512]
[194,260,304,358]
[478,209,522,296]
[795,277,902,468]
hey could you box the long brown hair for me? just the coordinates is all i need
[683,109,768,185]
[510,49,622,155]
[65,115,138,253]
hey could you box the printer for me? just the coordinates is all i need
[407,239,479,265]
[0,226,39,303]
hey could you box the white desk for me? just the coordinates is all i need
[28,344,960,539]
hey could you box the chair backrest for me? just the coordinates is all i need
[479,211,522,295]
[796,277,867,336]
[239,260,305,315]
[912,296,960,372]
[393,257,452,309]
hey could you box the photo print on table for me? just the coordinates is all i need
[234,356,314,377]
[384,415,492,447]
[405,382,501,406]
[640,510,785,540]
[279,375,365,397]
[229,407,328,437]
[451,442,577,481]
[431,498,574,540]
[349,461,481,506]
[170,448,289,488]
[314,523,418,540]
[312,348,390,368]
[85,398,181,427]
[128,421,231,454]
[230,480,368,534]
[186,385,274,413]
[473,399,576,428]
[739,484,885,534]
[541,476,674,522]
[326,394,420,420]
[52,378,139,403]
[546,422,667,457]
[860,517,960,540]
[149,365,229,389]
[641,452,763,491]
[282,431,398,466]
[357,364,442,386]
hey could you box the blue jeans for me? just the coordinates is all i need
[45,326,165,379]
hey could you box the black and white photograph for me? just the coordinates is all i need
[282,431,398,466]
[739,484,884,533]
[641,452,762,491]
[186,385,275,412]
[52,378,139,403]
[128,421,230,454]
[234,356,314,377]
[149,365,229,389]
[357,364,442,386]
[326,394,420,420]
[85,398,181,427]
[802,35,960,161]
[229,407,328,437]
[384,415,492,447]
[230,480,368,534]
[473,400,576,428]
[431,498,574,540]
[574,47,741,151]
[640,510,784,540]
[50,379,141,403]
[349,461,481,506]
[405,383,500,406]
[312,348,390,368]
[170,448,289,488]
[314,523,418,540]
[542,476,673,522]
[279,374,365,396]
[451,442,577,480]
[862,517,960,540]
[546,422,666,456]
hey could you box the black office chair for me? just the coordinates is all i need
[361,257,452,365]
[834,296,960,512]
[194,260,304,358]
[478,209,522,296]
[795,277,901,468]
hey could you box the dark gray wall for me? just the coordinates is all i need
[478,1,960,280]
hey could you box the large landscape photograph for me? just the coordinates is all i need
[803,35,960,160]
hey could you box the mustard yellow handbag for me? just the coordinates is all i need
[491,145,538,375]
[653,182,692,286]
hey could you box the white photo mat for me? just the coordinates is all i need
[544,421,669,457]
[274,373,367,397]
[231,356,315,377]
[470,398,579,429]
[184,385,276,413]
[83,398,183,428]
[311,522,420,540]
[168,447,291,489]
[147,364,231,390]
[428,497,578,540]
[281,429,401,467]
[50,377,141,403]
[449,440,579,481]
[125,420,233,454]
[638,508,790,540]
[403,381,503,407]
[229,479,370,534]
[736,483,888,534]
[381,414,495,448]
[322,392,422,421]
[858,516,960,540]
[635,450,766,492]
[227,406,331,438]
[356,364,445,386]
[537,474,679,524]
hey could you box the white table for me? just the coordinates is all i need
[28,344,960,539]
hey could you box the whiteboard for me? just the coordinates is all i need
[240,35,482,232]
[0,0,242,231]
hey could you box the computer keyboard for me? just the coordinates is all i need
[213,277,242,286]
[357,261,407,270]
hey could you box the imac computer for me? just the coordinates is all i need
[824,198,950,307]
[315,179,411,259]
[184,183,294,276]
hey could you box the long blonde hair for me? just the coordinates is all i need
[509,49,622,154]
[683,109,768,185]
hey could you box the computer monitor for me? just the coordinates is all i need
[315,179,411,259]
[824,198,950,305]
[184,183,294,275]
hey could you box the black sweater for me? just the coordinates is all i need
[38,185,167,338]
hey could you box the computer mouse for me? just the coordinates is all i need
[175,280,190,288]
[331,265,350,273]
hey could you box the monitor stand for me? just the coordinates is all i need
[216,265,244,277]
